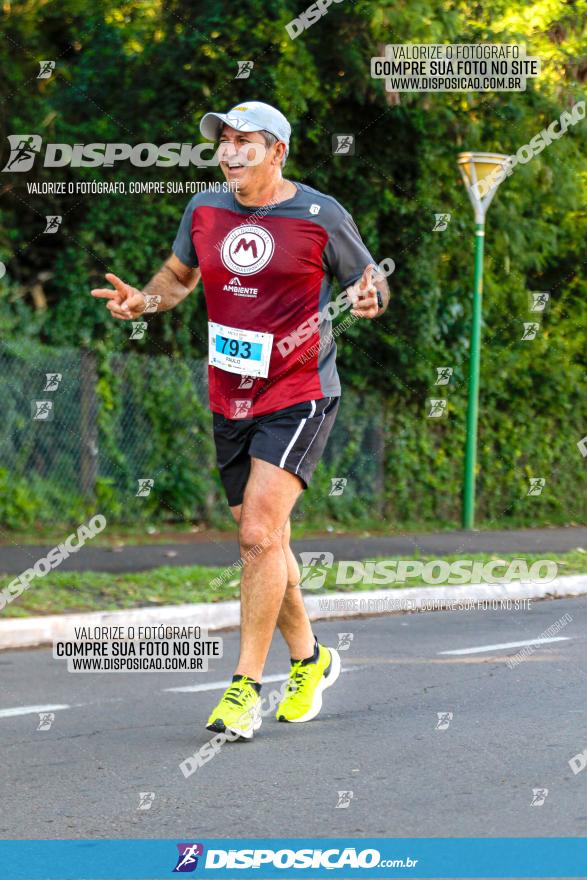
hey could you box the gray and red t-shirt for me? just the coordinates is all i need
[172,182,375,418]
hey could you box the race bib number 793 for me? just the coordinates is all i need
[208,321,273,378]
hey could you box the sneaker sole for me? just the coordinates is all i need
[281,647,341,724]
[206,716,262,741]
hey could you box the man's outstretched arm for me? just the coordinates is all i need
[91,254,200,320]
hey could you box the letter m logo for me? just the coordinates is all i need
[234,237,258,258]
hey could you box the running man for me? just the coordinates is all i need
[91,101,389,739]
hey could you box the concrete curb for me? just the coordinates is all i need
[1,575,586,650]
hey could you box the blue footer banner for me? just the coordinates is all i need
[0,838,586,879]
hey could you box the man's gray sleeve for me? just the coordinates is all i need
[172,197,199,267]
[323,210,376,288]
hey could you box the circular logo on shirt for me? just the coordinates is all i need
[220,225,275,275]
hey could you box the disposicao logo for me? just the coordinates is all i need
[2,136,264,170]
[173,843,204,873]
[2,135,43,171]
[202,847,382,870]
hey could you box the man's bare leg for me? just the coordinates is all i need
[275,519,315,660]
[232,458,305,683]
[229,504,315,668]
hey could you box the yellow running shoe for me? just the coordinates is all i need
[276,642,341,723]
[206,676,262,740]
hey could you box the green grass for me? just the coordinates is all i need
[1,551,586,618]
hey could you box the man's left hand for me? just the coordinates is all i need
[347,263,381,319]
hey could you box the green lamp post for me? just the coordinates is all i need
[457,152,513,530]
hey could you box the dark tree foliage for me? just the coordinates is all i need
[0,0,585,526]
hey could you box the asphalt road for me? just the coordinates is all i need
[1,525,586,573]
[1,596,585,840]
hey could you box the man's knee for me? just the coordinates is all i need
[239,520,283,555]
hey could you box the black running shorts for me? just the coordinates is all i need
[213,397,340,507]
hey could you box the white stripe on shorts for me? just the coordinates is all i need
[295,397,331,474]
[279,399,317,469]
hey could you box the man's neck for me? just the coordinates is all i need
[235,177,296,208]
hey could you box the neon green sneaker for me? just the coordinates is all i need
[206,677,262,740]
[276,642,341,723]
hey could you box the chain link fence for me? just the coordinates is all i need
[4,339,579,532]
[0,341,385,529]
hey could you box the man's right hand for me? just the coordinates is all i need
[91,273,146,320]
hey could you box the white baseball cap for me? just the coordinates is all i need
[200,101,291,157]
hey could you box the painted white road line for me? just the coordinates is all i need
[0,703,70,719]
[164,666,361,694]
[438,637,571,656]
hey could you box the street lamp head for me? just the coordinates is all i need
[458,151,513,223]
